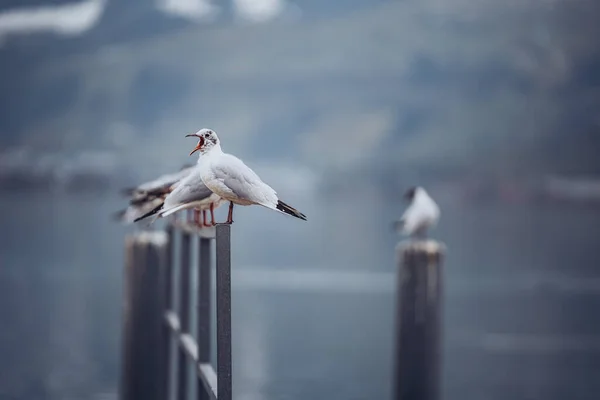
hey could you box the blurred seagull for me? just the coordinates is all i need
[133,167,223,226]
[122,164,194,206]
[112,164,194,224]
[393,186,440,238]
[186,128,307,224]
[112,197,167,225]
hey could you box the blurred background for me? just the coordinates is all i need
[2,0,600,399]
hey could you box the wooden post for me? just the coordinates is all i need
[177,231,192,400]
[120,236,141,400]
[159,224,175,400]
[393,240,445,400]
[121,232,168,400]
[197,236,212,400]
[216,224,232,400]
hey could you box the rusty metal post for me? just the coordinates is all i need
[393,240,445,400]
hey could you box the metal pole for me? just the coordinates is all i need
[160,224,175,400]
[197,237,212,400]
[177,231,192,400]
[393,240,444,400]
[216,224,232,400]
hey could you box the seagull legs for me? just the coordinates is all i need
[193,208,201,227]
[225,202,234,224]
[209,202,216,226]
[202,209,212,228]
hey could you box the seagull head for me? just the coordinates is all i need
[185,128,219,156]
[403,186,419,202]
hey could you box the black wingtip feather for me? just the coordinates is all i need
[276,200,307,221]
[133,202,164,223]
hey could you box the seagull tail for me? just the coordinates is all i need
[275,200,307,221]
[133,202,164,223]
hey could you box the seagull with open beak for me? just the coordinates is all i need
[186,128,307,224]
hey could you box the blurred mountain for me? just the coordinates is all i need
[1,0,600,188]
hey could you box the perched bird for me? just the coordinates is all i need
[133,168,223,226]
[122,164,194,206]
[186,128,307,224]
[393,186,440,238]
[112,197,166,224]
[112,164,194,225]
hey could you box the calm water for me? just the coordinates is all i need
[1,192,600,400]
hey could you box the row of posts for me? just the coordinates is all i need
[120,225,444,400]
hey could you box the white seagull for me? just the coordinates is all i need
[393,186,440,238]
[113,164,194,224]
[122,164,194,206]
[133,168,223,226]
[185,128,307,224]
[112,197,167,224]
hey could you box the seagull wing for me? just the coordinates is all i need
[211,154,278,206]
[128,166,194,205]
[162,172,215,210]
[399,203,426,235]
[399,197,440,235]
[137,166,194,192]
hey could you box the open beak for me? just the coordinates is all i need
[186,133,203,156]
[189,144,202,156]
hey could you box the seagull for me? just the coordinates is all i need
[133,166,224,226]
[185,128,307,224]
[112,164,194,225]
[122,164,194,206]
[393,186,440,238]
[112,197,166,224]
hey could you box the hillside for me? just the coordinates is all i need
[1,0,600,188]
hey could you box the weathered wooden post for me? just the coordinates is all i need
[393,239,445,400]
[121,231,168,400]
